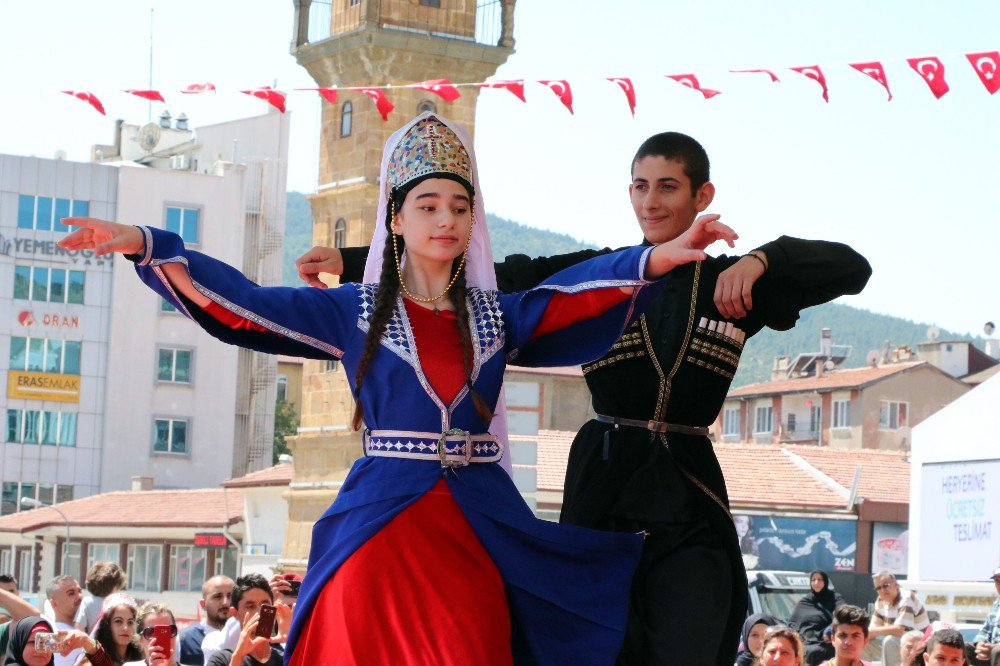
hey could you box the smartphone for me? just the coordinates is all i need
[33,632,60,653]
[255,603,277,639]
[152,625,173,662]
[287,579,301,596]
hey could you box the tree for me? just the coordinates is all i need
[273,398,299,465]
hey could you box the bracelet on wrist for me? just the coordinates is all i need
[743,252,767,271]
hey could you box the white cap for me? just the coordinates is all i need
[991,566,1000,579]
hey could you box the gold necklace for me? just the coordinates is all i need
[392,202,474,304]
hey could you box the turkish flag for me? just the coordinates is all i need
[790,66,830,102]
[730,68,780,82]
[412,79,461,102]
[124,89,165,103]
[479,80,526,102]
[606,77,637,116]
[665,74,721,99]
[849,62,893,101]
[966,52,1000,95]
[317,87,338,105]
[241,87,287,113]
[61,91,106,115]
[359,88,394,120]
[538,80,573,114]
[907,57,949,99]
[181,83,216,94]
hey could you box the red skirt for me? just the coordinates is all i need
[289,479,513,665]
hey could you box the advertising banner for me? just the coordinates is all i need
[736,514,857,572]
[6,371,80,403]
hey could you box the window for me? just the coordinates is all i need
[160,299,178,313]
[833,400,851,428]
[419,0,441,6]
[334,218,347,249]
[157,348,192,383]
[1,482,73,515]
[879,401,909,429]
[6,410,76,446]
[17,551,32,587]
[127,545,162,593]
[17,196,89,232]
[722,407,740,436]
[165,206,200,244]
[169,545,208,592]
[62,542,81,578]
[349,0,360,5]
[340,102,352,138]
[786,413,797,433]
[88,543,121,564]
[0,550,10,576]
[809,405,822,433]
[14,266,87,304]
[325,359,340,373]
[153,419,188,454]
[754,406,773,435]
[417,99,437,115]
[276,375,288,402]
[9,337,81,374]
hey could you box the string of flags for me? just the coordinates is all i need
[60,51,999,117]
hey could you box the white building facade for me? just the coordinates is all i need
[0,155,118,514]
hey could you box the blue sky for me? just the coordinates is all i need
[1,1,997,335]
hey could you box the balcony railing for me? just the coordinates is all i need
[305,0,508,48]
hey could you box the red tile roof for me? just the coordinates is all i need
[509,430,575,491]
[715,444,847,509]
[222,464,293,489]
[728,362,927,397]
[0,488,244,534]
[784,445,909,504]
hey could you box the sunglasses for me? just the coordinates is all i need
[874,582,894,591]
[140,625,178,639]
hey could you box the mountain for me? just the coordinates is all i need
[282,192,982,386]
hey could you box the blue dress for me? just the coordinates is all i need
[132,226,664,664]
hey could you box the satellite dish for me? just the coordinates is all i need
[926,326,941,341]
[137,123,162,152]
[824,360,836,371]
[986,321,996,337]
[866,350,881,367]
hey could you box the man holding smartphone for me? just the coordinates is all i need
[205,574,289,666]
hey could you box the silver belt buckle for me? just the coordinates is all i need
[438,428,473,469]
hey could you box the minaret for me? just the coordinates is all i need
[280,0,516,572]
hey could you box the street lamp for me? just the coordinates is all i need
[20,497,71,572]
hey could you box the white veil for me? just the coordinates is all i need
[363,112,513,475]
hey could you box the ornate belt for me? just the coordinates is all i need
[595,414,709,436]
[363,428,504,468]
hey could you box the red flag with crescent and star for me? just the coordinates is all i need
[240,87,287,113]
[181,83,216,94]
[411,79,461,102]
[606,77,637,116]
[907,57,949,99]
[790,66,829,102]
[538,80,573,114]
[359,88,394,120]
[966,52,1000,95]
[730,68,780,82]
[478,80,526,102]
[665,74,721,99]
[849,61,893,101]
[124,89,165,103]
[62,90,106,115]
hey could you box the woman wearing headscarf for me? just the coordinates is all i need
[4,616,106,666]
[735,613,779,665]
[59,112,737,665]
[790,570,846,665]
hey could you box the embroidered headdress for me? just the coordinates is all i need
[385,115,472,192]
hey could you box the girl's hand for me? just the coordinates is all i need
[645,214,738,278]
[58,217,144,256]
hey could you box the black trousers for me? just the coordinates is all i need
[616,521,733,665]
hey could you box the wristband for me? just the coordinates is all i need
[743,252,767,271]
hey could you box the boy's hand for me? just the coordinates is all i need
[296,246,343,287]
[715,252,767,319]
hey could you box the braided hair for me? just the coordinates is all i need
[351,176,493,431]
